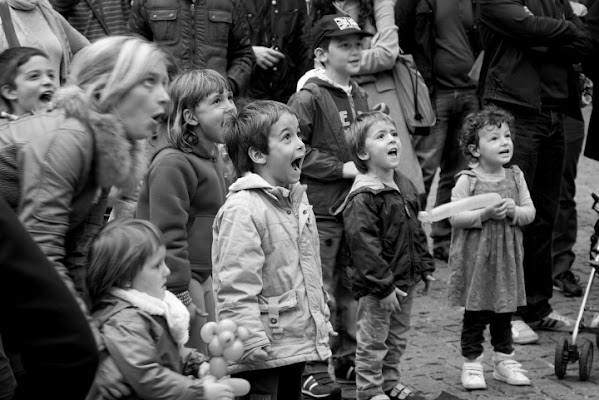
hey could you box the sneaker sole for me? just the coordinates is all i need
[512,336,539,345]
[333,377,355,384]
[462,383,487,390]
[301,389,339,399]
[493,372,531,385]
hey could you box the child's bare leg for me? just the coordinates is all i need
[188,278,207,353]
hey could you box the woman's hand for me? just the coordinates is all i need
[252,46,285,69]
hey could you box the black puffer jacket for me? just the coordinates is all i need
[128,0,254,96]
[332,173,435,300]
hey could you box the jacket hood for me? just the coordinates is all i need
[54,85,147,195]
[331,173,396,216]
[229,172,307,206]
[305,72,356,98]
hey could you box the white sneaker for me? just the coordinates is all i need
[493,352,531,386]
[511,320,539,344]
[462,356,487,390]
[370,395,390,400]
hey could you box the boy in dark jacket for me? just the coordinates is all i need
[333,111,434,400]
[287,14,371,399]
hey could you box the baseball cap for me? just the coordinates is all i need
[312,15,374,50]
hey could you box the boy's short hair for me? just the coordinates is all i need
[459,105,515,161]
[346,111,397,174]
[312,15,373,51]
[224,100,297,177]
[0,47,49,109]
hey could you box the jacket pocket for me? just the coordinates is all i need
[148,9,179,45]
[207,10,232,46]
[258,289,298,340]
[275,9,298,38]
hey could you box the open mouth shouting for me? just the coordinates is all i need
[39,90,55,109]
[291,155,304,172]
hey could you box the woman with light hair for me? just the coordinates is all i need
[0,35,169,399]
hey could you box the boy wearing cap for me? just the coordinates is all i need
[288,15,371,399]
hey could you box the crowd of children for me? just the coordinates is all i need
[1,2,596,400]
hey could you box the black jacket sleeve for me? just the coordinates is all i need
[0,198,98,400]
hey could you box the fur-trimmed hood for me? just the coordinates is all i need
[54,85,146,195]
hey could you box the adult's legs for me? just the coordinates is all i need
[505,106,565,323]
[552,116,585,296]
[430,89,479,259]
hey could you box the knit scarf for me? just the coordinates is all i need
[110,288,191,347]
[7,0,72,83]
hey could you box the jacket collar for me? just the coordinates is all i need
[54,86,147,196]
[228,172,307,207]
[331,173,400,216]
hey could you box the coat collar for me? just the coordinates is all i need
[54,86,147,196]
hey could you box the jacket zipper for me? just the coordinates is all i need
[398,190,416,283]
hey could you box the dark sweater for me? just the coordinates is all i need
[136,141,227,293]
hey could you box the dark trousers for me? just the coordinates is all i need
[413,88,479,250]
[497,104,566,322]
[461,310,513,360]
[233,362,305,400]
[552,116,586,279]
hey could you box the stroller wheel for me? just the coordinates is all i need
[555,336,569,379]
[579,338,594,381]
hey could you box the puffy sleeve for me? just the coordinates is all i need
[212,197,270,357]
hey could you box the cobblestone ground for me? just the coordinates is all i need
[330,108,599,400]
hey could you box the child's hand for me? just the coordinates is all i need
[380,288,407,313]
[203,377,235,400]
[242,346,270,365]
[419,275,435,296]
[481,201,507,221]
[504,198,516,219]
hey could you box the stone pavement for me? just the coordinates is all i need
[327,120,599,400]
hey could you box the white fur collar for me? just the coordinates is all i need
[54,86,147,196]
[110,288,190,346]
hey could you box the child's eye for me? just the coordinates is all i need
[28,73,39,80]
[391,131,399,137]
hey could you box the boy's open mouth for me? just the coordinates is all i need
[499,149,510,155]
[291,156,304,171]
[388,148,398,156]
[39,91,54,102]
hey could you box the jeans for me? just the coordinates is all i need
[305,218,356,376]
[461,310,513,359]
[413,88,479,250]
[497,104,566,322]
[552,116,586,279]
[233,362,305,400]
[355,291,413,400]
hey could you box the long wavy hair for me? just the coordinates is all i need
[309,0,374,28]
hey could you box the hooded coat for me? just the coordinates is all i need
[212,173,332,373]
[17,86,147,298]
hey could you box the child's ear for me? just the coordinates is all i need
[314,47,327,64]
[467,144,480,158]
[1,85,17,102]
[357,148,370,161]
[183,109,199,126]
[248,146,266,165]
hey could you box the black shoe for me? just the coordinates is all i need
[302,373,342,399]
[433,246,449,262]
[333,357,356,384]
[553,271,583,297]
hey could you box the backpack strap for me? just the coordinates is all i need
[0,0,20,48]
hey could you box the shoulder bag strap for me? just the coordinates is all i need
[0,0,21,48]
